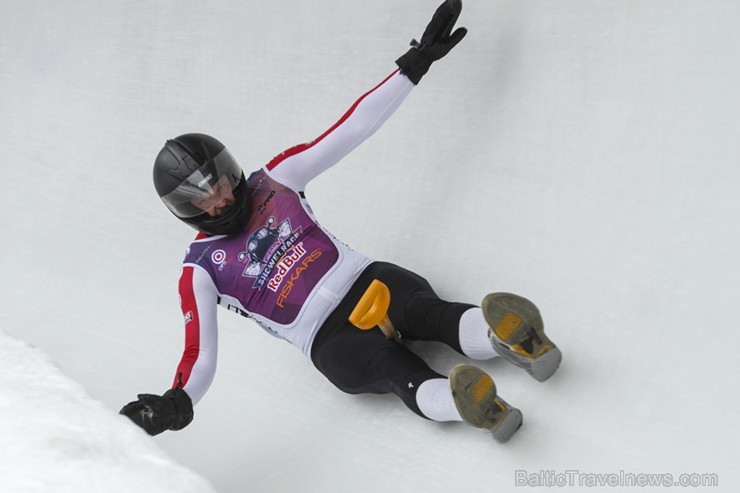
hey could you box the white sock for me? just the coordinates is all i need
[416,378,462,422]
[458,307,498,360]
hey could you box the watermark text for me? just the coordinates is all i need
[515,469,718,488]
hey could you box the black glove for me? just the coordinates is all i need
[396,0,468,84]
[120,388,193,436]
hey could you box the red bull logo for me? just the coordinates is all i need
[267,243,308,292]
[276,249,323,308]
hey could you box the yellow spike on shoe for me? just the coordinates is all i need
[492,312,523,340]
[470,374,494,404]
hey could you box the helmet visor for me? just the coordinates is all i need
[161,147,242,219]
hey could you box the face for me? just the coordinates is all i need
[191,176,235,217]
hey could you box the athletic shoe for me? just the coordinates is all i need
[483,293,562,382]
[449,364,523,443]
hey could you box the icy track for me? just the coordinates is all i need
[2,1,739,492]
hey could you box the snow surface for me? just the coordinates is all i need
[0,330,216,492]
[2,0,739,492]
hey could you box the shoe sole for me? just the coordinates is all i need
[482,293,562,382]
[449,365,523,443]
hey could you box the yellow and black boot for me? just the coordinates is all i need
[449,365,523,443]
[483,293,562,382]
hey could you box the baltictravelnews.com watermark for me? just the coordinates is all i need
[515,469,719,488]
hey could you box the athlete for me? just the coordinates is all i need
[120,0,561,443]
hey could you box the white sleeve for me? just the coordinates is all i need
[264,70,414,190]
[173,265,219,406]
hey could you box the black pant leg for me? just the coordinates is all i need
[311,325,443,418]
[370,262,475,353]
[310,261,474,418]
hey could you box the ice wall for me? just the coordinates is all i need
[0,330,214,493]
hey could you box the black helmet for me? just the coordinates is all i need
[153,133,251,235]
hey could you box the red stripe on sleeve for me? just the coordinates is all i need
[173,266,201,389]
[266,68,401,171]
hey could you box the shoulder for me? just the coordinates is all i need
[182,235,224,273]
[250,167,299,196]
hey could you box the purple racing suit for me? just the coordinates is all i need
[174,70,414,405]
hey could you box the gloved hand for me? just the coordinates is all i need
[396,0,468,84]
[120,388,193,436]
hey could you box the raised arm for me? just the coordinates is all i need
[265,0,467,191]
[264,70,413,191]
